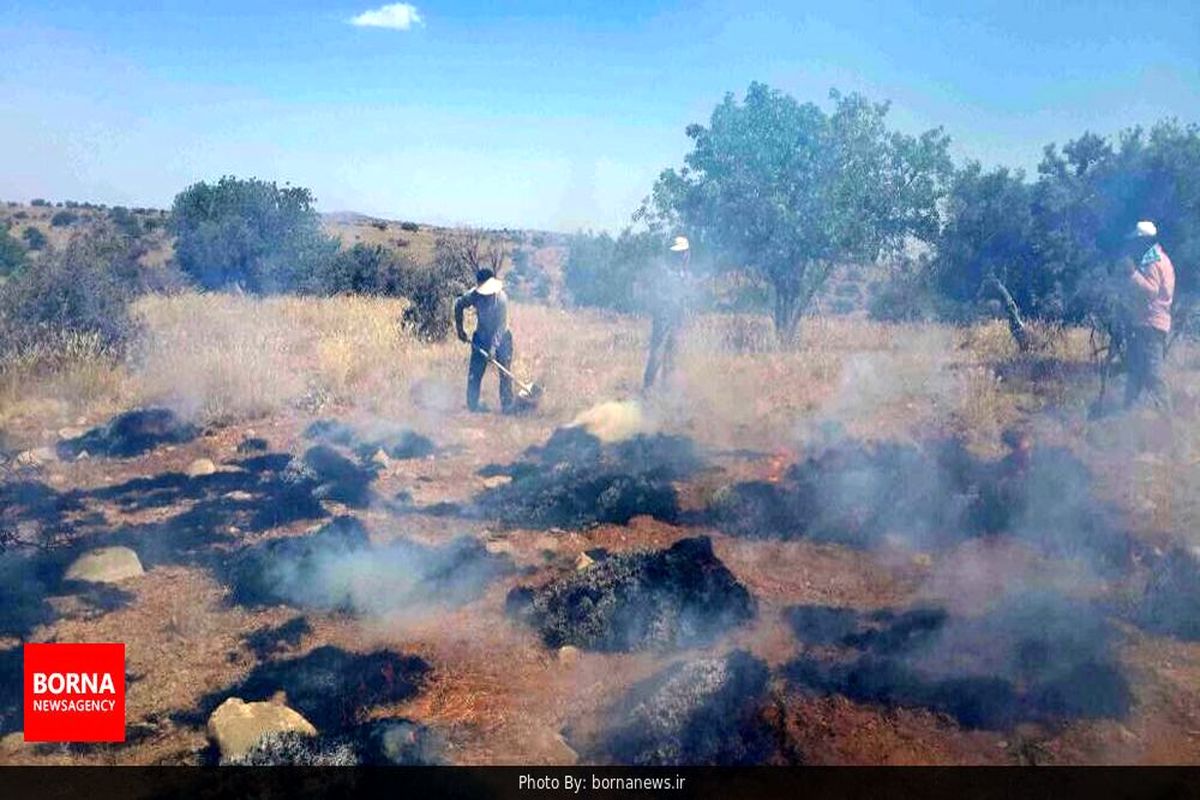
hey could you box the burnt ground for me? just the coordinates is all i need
[3,405,1200,765]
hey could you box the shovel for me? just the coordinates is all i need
[474,345,544,411]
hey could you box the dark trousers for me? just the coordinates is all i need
[643,316,679,391]
[468,330,514,412]
[1125,326,1170,411]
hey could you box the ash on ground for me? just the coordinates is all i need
[506,536,755,652]
[783,593,1131,729]
[469,426,704,528]
[305,419,435,461]
[225,515,513,614]
[196,645,431,733]
[567,650,772,765]
[708,438,1133,570]
[57,408,198,459]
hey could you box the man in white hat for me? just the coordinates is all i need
[455,268,514,412]
[1123,220,1175,410]
[643,235,692,392]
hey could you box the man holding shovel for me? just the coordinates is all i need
[455,268,515,413]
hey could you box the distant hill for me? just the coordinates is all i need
[0,199,566,301]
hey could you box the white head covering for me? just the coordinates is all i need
[669,236,690,252]
[1135,220,1158,238]
[476,277,503,296]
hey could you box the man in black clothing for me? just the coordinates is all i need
[454,268,514,413]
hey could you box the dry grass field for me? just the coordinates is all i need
[3,292,1200,765]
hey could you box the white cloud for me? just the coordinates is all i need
[348,3,423,30]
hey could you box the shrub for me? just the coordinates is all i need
[506,248,550,302]
[401,232,481,340]
[30,199,48,207]
[12,211,27,220]
[0,229,27,277]
[50,210,78,227]
[371,220,388,231]
[400,221,420,232]
[565,228,661,312]
[0,225,144,357]
[170,176,338,293]
[20,227,47,251]
[107,205,142,236]
[308,243,410,296]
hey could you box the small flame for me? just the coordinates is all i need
[765,447,795,484]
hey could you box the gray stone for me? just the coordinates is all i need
[64,546,145,584]
[186,458,217,477]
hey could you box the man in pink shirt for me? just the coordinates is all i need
[1124,220,1175,410]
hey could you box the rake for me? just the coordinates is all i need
[474,345,544,411]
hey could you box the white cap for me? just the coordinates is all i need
[476,277,503,296]
[669,236,690,252]
[1135,220,1158,238]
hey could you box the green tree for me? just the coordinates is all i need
[932,164,1039,312]
[564,228,662,312]
[169,176,337,293]
[644,83,952,342]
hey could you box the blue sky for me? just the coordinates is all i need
[1,1,1197,231]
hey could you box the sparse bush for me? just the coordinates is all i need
[0,229,27,277]
[0,225,144,358]
[50,210,78,227]
[30,199,48,207]
[506,248,550,302]
[400,221,420,232]
[20,227,47,252]
[400,231,483,340]
[170,176,338,293]
[12,211,28,220]
[371,220,388,231]
[565,228,660,312]
[107,206,142,237]
[308,243,410,297]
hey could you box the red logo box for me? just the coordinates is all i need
[24,643,125,743]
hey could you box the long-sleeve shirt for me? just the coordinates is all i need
[1130,243,1175,333]
[454,288,509,349]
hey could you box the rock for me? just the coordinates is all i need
[482,475,512,489]
[0,731,24,755]
[75,450,90,461]
[225,490,254,501]
[911,553,933,568]
[57,427,84,441]
[557,646,581,666]
[207,697,317,762]
[574,552,595,571]
[64,546,144,584]
[15,447,56,467]
[370,449,391,468]
[186,458,217,477]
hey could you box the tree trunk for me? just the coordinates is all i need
[982,276,1030,352]
[773,288,802,346]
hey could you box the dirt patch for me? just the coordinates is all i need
[506,536,755,652]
